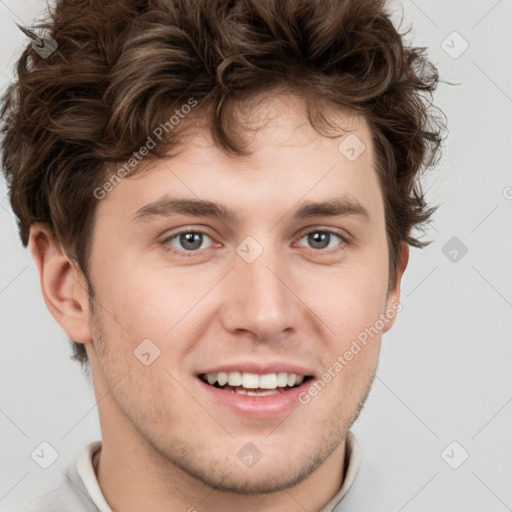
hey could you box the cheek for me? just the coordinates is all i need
[94,255,200,336]
[315,265,386,401]
[304,264,389,343]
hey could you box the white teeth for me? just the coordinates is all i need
[242,372,260,389]
[202,371,307,390]
[231,388,281,396]
[227,371,242,386]
[276,372,289,387]
[217,372,228,386]
[246,389,280,396]
[259,373,277,389]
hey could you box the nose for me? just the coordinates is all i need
[220,241,301,342]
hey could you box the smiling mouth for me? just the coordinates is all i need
[199,371,313,396]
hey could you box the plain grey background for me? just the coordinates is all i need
[1,1,511,511]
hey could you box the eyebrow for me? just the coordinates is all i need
[132,195,370,224]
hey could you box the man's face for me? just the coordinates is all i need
[85,93,403,493]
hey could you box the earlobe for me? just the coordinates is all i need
[29,224,92,344]
[383,241,409,333]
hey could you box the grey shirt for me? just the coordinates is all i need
[19,432,363,512]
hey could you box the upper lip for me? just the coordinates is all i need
[197,361,315,377]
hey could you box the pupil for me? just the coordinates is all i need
[181,232,202,250]
[309,232,328,249]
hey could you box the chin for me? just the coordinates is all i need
[190,462,312,495]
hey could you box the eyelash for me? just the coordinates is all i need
[162,228,349,257]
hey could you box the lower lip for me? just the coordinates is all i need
[197,378,314,419]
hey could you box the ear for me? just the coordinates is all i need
[28,224,92,344]
[382,241,409,333]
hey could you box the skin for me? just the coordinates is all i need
[30,92,408,512]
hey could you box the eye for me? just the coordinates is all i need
[162,227,348,257]
[163,230,214,255]
[295,229,348,253]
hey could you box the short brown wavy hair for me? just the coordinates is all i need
[1,0,445,366]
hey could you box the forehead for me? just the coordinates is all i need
[196,90,372,157]
[96,92,382,225]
